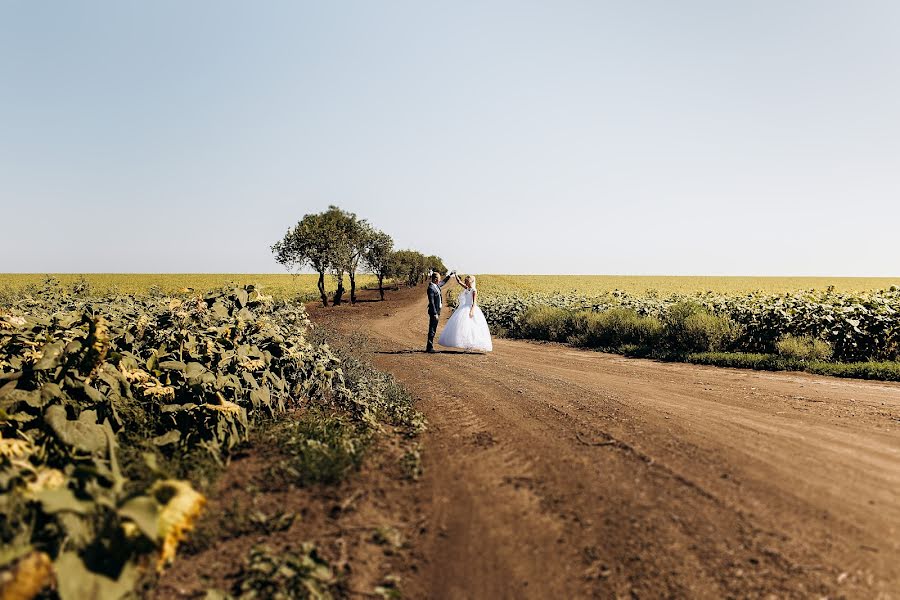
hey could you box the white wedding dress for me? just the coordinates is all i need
[438,288,493,352]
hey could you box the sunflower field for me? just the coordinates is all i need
[472,287,900,363]
[0,281,368,598]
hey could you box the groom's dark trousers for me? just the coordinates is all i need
[426,276,448,351]
[426,313,439,352]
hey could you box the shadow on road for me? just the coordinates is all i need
[375,349,485,356]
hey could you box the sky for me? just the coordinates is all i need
[1,1,898,276]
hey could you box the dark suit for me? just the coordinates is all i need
[426,275,450,351]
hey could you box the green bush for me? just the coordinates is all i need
[517,305,575,342]
[264,411,368,487]
[776,334,832,361]
[807,360,900,381]
[663,301,740,353]
[618,343,652,357]
[569,308,663,350]
[686,352,800,371]
[686,352,900,381]
[233,544,336,598]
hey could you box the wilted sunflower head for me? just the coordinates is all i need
[150,480,206,572]
[83,316,110,377]
[0,436,33,459]
[0,551,54,600]
[135,314,151,337]
[142,381,175,401]
[22,345,43,364]
[26,468,66,494]
[0,312,26,330]
[204,400,242,416]
[240,357,265,371]
[120,365,151,383]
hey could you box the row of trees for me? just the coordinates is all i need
[272,206,447,306]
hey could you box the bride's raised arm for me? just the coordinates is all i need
[454,273,464,286]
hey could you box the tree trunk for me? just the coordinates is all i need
[378,273,385,300]
[333,273,345,306]
[349,270,357,304]
[317,271,328,307]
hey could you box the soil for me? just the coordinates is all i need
[310,285,900,599]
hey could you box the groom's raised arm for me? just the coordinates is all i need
[438,273,452,288]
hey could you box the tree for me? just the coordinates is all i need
[389,249,444,287]
[390,250,420,287]
[363,229,395,300]
[326,206,371,305]
[347,221,373,305]
[271,211,338,307]
[425,255,448,278]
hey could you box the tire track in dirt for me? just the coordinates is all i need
[312,286,900,599]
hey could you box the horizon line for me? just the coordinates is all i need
[1,272,898,279]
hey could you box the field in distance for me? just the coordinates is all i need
[1,274,897,298]
[473,274,899,295]
[0,273,379,299]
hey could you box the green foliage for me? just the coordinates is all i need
[686,352,900,381]
[425,254,448,275]
[400,445,423,481]
[474,287,900,363]
[272,207,344,306]
[568,308,663,350]
[518,306,575,342]
[264,412,367,487]
[390,250,428,287]
[662,301,741,354]
[232,544,336,599]
[806,360,900,380]
[325,207,373,305]
[775,334,833,361]
[387,250,447,287]
[514,302,734,354]
[364,230,395,299]
[0,281,390,598]
[686,352,800,371]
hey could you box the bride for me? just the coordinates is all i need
[438,274,493,352]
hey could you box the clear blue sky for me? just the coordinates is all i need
[1,1,898,275]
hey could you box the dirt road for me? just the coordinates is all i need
[314,286,900,599]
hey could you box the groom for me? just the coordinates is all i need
[425,270,453,353]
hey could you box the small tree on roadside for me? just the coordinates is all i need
[391,250,424,286]
[364,229,395,300]
[425,255,448,278]
[347,221,373,305]
[392,251,447,286]
[271,211,337,307]
[327,207,371,305]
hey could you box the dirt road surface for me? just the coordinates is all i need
[312,286,900,599]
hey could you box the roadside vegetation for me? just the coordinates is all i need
[0,279,423,599]
[466,287,900,381]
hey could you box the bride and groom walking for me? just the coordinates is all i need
[425,270,493,353]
